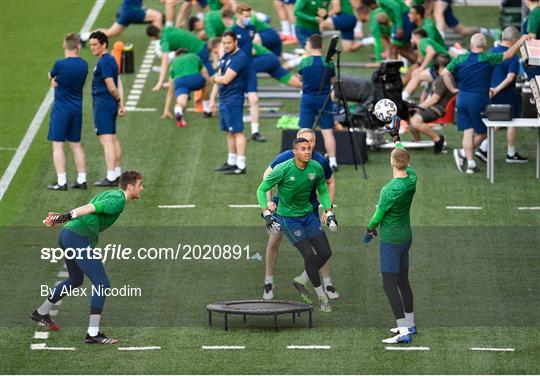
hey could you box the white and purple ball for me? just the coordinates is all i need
[373,98,398,123]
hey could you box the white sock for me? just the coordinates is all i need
[107,170,116,181]
[37,299,55,315]
[402,91,410,101]
[57,173,67,186]
[197,12,205,20]
[354,21,363,34]
[314,285,325,297]
[468,159,477,168]
[396,318,409,335]
[115,166,121,179]
[265,275,274,284]
[282,52,296,60]
[202,100,210,113]
[329,157,337,167]
[87,314,101,337]
[323,277,332,288]
[507,145,516,156]
[298,271,309,284]
[361,37,375,46]
[165,20,173,27]
[405,312,415,327]
[227,153,237,166]
[236,155,246,170]
[280,20,291,36]
[77,172,86,184]
[174,105,183,116]
[251,122,259,134]
[480,139,488,152]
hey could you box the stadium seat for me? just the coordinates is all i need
[432,95,456,125]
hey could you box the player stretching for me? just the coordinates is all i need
[31,171,143,344]
[363,117,416,344]
[257,138,338,312]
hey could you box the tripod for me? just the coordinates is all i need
[313,48,368,179]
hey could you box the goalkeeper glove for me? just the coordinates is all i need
[325,211,338,232]
[362,228,378,244]
[262,210,281,235]
[43,211,75,226]
[385,115,401,142]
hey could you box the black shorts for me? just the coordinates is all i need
[417,105,445,122]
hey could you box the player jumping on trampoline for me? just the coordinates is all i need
[256,137,338,312]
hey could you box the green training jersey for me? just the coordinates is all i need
[294,0,331,32]
[422,18,446,47]
[527,7,540,35]
[370,7,392,62]
[169,53,203,79]
[257,158,332,217]
[64,189,126,246]
[208,0,223,11]
[418,37,448,59]
[368,143,416,244]
[378,0,409,29]
[339,0,354,16]
[204,10,225,39]
[251,15,272,32]
[160,27,205,53]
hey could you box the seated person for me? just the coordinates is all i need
[408,53,452,154]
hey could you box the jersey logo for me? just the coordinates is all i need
[294,230,302,237]
[249,30,254,37]
[237,34,242,39]
[289,176,295,181]
[308,173,316,181]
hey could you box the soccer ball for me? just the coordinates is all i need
[373,98,398,123]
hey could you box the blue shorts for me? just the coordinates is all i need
[456,105,487,134]
[246,66,258,93]
[391,12,415,46]
[277,212,323,245]
[332,13,357,41]
[299,94,334,130]
[48,107,82,142]
[219,102,244,133]
[198,45,215,76]
[116,6,146,26]
[380,239,412,274]
[93,100,118,135]
[197,0,208,7]
[174,74,206,96]
[280,0,296,4]
[253,54,290,83]
[442,2,459,28]
[295,26,319,48]
[259,28,282,56]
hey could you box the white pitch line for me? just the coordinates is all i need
[118,346,161,351]
[141,64,152,69]
[33,332,49,339]
[446,206,482,210]
[0,0,105,201]
[517,207,540,210]
[30,343,76,351]
[470,347,515,352]
[57,271,68,277]
[127,95,140,101]
[385,346,430,351]
[136,73,148,79]
[139,69,150,74]
[130,89,142,95]
[125,107,157,112]
[202,345,245,350]
[158,204,196,209]
[134,79,146,84]
[133,84,144,89]
[126,101,138,107]
[228,204,259,208]
[0,147,17,151]
[287,345,331,350]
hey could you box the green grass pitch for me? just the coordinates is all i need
[0,0,539,374]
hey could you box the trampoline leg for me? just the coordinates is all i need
[243,314,247,322]
[208,310,212,327]
[308,310,313,328]
[224,313,228,331]
[292,312,296,323]
[274,314,278,332]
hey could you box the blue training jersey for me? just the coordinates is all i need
[230,24,255,62]
[218,49,249,105]
[92,53,119,103]
[298,55,335,97]
[270,150,333,208]
[50,57,88,109]
[489,45,519,105]
[121,0,142,8]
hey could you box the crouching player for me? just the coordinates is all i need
[162,49,211,127]
[31,171,143,344]
[257,137,338,312]
[363,117,417,344]
[253,44,302,88]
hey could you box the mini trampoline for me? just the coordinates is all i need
[206,300,313,331]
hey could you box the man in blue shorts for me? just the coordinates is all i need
[161,49,211,127]
[442,33,528,174]
[253,44,302,87]
[363,117,416,344]
[209,31,250,175]
[261,128,339,301]
[47,34,88,191]
[222,4,265,142]
[320,0,363,52]
[433,0,499,39]
[31,171,143,344]
[89,31,125,186]
[298,34,339,172]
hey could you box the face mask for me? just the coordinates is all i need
[243,17,252,26]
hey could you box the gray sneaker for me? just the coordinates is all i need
[453,149,466,172]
